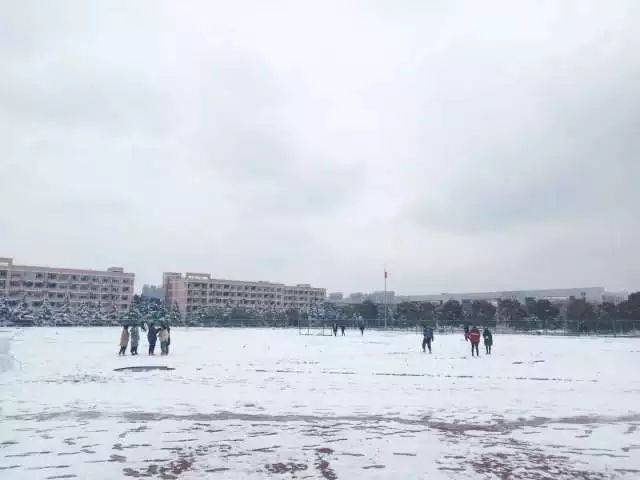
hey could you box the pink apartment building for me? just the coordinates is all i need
[163,272,326,315]
[0,257,134,310]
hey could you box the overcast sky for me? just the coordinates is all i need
[1,1,639,295]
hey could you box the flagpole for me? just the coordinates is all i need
[384,269,387,329]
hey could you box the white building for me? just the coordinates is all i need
[366,290,396,305]
[399,287,606,304]
[602,291,629,305]
[0,257,134,310]
[333,287,611,305]
[141,284,164,301]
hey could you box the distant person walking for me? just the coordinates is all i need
[483,328,493,355]
[118,326,129,356]
[464,325,470,342]
[468,326,481,357]
[340,324,346,336]
[147,323,158,355]
[130,325,140,355]
[159,325,170,355]
[332,323,338,336]
[422,325,434,353]
[358,320,365,336]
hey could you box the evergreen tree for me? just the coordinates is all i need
[36,299,54,326]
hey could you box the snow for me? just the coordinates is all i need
[1,328,639,479]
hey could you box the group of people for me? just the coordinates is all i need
[332,323,346,336]
[119,323,171,356]
[464,325,493,356]
[421,325,494,357]
[332,320,366,336]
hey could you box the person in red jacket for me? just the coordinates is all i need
[468,326,481,357]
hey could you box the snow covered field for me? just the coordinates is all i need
[1,328,639,479]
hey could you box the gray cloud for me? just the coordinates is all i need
[1,1,639,294]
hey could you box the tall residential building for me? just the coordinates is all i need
[0,257,134,310]
[163,272,326,315]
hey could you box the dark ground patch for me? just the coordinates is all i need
[114,366,175,372]
[265,462,308,474]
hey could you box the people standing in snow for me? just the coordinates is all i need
[483,327,493,355]
[422,324,434,353]
[332,323,338,336]
[340,324,346,336]
[159,325,170,355]
[147,323,158,355]
[118,326,129,356]
[468,326,481,357]
[130,325,140,355]
[166,326,171,355]
[464,324,470,342]
[358,318,365,336]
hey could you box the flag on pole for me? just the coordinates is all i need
[384,270,388,279]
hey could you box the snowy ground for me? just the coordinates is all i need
[1,328,639,479]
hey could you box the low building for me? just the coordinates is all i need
[345,292,365,303]
[0,257,134,310]
[328,292,344,301]
[141,284,164,301]
[366,290,397,304]
[163,272,326,315]
[399,287,606,304]
[602,291,628,305]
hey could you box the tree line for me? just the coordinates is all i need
[390,293,640,333]
[1,292,640,334]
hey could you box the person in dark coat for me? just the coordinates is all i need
[332,323,338,336]
[147,323,158,355]
[483,327,493,354]
[464,324,470,342]
[468,326,481,357]
[340,324,346,336]
[422,325,434,353]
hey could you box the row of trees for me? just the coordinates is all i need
[2,293,640,334]
[183,294,640,333]
[0,296,180,328]
[390,293,640,333]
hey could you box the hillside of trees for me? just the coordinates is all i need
[1,293,640,334]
